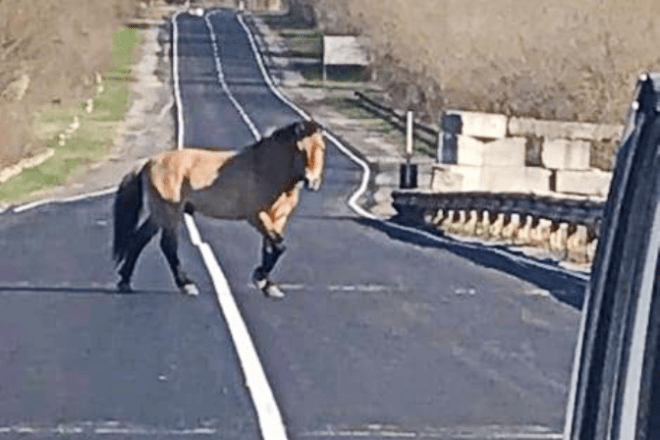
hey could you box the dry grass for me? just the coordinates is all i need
[0,0,138,167]
[301,0,660,126]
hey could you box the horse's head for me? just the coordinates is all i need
[294,120,326,191]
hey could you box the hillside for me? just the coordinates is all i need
[301,0,660,126]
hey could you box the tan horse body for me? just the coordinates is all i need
[113,120,325,298]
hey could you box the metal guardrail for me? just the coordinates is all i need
[354,91,439,148]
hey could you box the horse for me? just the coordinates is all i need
[112,120,326,299]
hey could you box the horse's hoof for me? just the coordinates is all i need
[264,282,285,300]
[181,283,199,296]
[117,281,133,293]
[253,276,268,291]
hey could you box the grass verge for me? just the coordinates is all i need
[0,26,140,203]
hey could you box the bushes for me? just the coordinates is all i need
[300,0,660,126]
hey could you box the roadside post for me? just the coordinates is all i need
[399,110,418,189]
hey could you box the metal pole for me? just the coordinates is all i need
[406,110,413,164]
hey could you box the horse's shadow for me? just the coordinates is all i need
[0,285,177,296]
[354,217,589,310]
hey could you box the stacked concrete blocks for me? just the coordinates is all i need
[426,110,621,264]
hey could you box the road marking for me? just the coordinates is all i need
[204,11,261,140]
[299,425,563,439]
[11,186,118,213]
[0,422,216,436]
[245,283,397,293]
[172,11,287,440]
[235,12,590,284]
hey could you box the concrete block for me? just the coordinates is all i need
[456,136,526,167]
[445,110,508,139]
[449,165,551,193]
[555,169,612,197]
[430,165,463,192]
[542,138,591,170]
[509,117,623,141]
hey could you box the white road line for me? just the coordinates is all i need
[12,186,118,213]
[172,10,287,440]
[299,425,563,439]
[0,422,216,436]
[204,11,261,140]
[235,12,591,284]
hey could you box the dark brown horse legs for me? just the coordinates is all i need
[118,219,159,292]
[160,228,198,296]
[252,235,286,299]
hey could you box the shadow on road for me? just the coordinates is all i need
[0,285,178,296]
[356,217,588,310]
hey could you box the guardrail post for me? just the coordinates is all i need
[488,213,506,239]
[475,210,491,237]
[462,210,479,235]
[530,218,552,249]
[549,222,569,258]
[447,210,466,234]
[502,213,521,242]
[432,209,447,228]
[566,224,589,263]
[514,215,533,244]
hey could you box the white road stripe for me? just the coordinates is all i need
[172,11,288,440]
[204,11,262,140]
[235,12,591,284]
[12,186,118,213]
[299,425,563,439]
[0,422,216,436]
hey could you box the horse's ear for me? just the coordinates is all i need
[293,121,307,139]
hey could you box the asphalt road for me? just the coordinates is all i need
[0,7,585,440]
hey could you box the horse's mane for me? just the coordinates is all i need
[244,120,321,153]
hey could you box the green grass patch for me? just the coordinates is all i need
[325,97,392,131]
[0,26,140,203]
[262,15,315,31]
[280,30,322,59]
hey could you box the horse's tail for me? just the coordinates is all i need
[113,163,148,265]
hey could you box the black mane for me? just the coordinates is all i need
[246,120,321,152]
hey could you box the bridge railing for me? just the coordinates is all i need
[392,190,605,263]
[354,90,612,263]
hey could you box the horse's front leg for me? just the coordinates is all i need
[252,234,286,299]
[161,227,199,296]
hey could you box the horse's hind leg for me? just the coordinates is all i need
[160,227,198,296]
[118,218,159,292]
[252,235,286,299]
